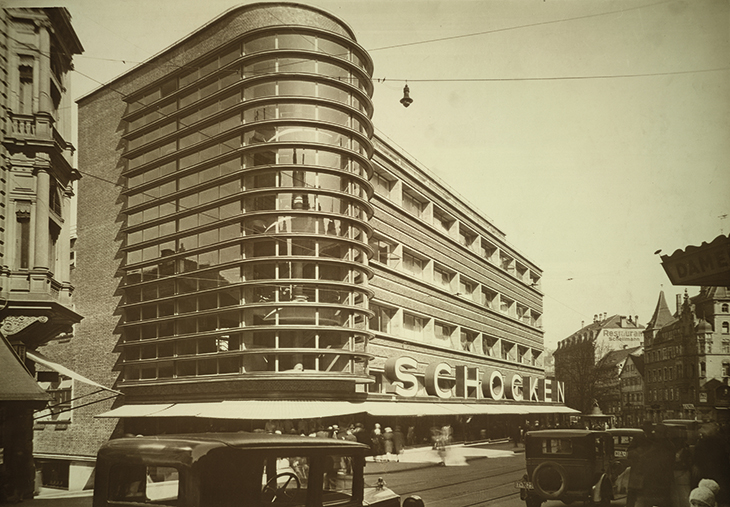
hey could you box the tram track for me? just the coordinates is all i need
[395,461,525,504]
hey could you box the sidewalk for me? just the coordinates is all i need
[363,439,524,475]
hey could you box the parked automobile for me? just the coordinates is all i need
[517,429,619,507]
[93,432,424,507]
[662,419,701,447]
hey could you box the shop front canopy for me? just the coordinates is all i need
[96,400,578,420]
[0,336,49,404]
[26,350,122,395]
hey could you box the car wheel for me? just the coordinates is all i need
[532,461,568,500]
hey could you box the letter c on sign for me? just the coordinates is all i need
[506,373,523,401]
[384,356,419,397]
[425,362,452,399]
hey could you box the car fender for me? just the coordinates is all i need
[592,474,612,503]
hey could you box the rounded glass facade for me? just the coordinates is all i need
[119,26,374,386]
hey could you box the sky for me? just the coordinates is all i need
[7,0,728,348]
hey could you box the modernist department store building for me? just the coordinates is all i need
[35,2,574,486]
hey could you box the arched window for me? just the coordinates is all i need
[722,322,729,334]
[722,303,729,313]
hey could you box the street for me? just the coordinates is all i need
[364,444,628,507]
[24,443,628,507]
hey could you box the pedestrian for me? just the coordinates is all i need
[406,426,416,447]
[353,422,369,446]
[636,423,674,507]
[689,479,720,507]
[392,426,405,461]
[383,427,394,460]
[672,439,693,507]
[371,423,384,461]
[626,427,650,507]
[693,423,730,507]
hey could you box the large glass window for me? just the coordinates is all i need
[404,313,424,341]
[402,251,424,278]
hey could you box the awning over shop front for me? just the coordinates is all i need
[26,350,122,395]
[96,404,174,418]
[96,400,578,419]
[0,336,49,403]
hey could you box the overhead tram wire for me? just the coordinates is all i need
[366,0,676,53]
[67,0,728,88]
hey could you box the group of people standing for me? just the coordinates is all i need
[626,421,730,507]
[350,423,405,462]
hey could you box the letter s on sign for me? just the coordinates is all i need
[384,356,419,397]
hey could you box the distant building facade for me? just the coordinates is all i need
[554,314,644,413]
[599,345,641,424]
[0,7,83,501]
[619,351,645,427]
[644,288,730,423]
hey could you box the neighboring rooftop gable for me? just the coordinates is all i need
[646,291,675,330]
[630,353,645,376]
[602,345,642,369]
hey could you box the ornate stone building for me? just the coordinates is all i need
[644,288,730,423]
[0,7,83,501]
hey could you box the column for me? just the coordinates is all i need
[34,169,50,270]
[38,22,52,114]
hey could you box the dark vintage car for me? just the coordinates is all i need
[662,419,700,447]
[93,432,424,507]
[517,429,619,507]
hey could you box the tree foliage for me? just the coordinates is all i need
[554,339,619,414]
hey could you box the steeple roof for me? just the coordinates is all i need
[646,291,674,330]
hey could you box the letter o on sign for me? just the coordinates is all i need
[488,370,504,400]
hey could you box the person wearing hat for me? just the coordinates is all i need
[689,479,720,507]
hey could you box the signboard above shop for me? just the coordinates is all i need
[660,234,730,286]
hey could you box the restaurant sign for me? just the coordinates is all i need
[384,356,564,403]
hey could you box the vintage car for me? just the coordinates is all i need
[517,429,619,507]
[662,419,700,447]
[93,432,424,507]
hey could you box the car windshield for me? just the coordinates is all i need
[260,453,356,506]
[106,450,357,507]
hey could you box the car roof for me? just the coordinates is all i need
[662,419,700,426]
[97,432,368,465]
[526,429,609,438]
[606,428,645,435]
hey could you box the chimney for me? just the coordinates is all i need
[594,314,598,323]
[581,320,584,328]
[676,294,682,314]
[635,315,639,325]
